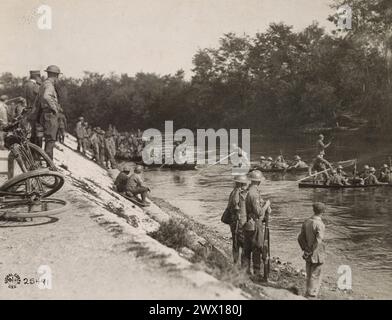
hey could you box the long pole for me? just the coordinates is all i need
[194,152,236,176]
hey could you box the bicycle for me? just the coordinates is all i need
[0,169,69,219]
[3,108,62,193]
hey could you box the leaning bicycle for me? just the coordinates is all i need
[3,108,62,194]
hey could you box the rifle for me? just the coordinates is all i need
[263,221,270,281]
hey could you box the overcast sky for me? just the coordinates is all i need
[0,0,334,78]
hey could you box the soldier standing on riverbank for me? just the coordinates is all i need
[226,175,248,266]
[243,170,271,280]
[297,202,326,298]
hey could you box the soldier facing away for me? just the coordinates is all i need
[298,202,326,298]
[37,65,62,160]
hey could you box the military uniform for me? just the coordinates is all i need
[298,214,325,297]
[37,78,60,160]
[244,185,270,275]
[57,112,67,143]
[0,99,8,149]
[227,186,248,265]
[114,171,129,193]
[126,172,149,201]
[75,120,85,154]
[104,134,117,169]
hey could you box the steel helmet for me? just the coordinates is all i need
[234,175,248,184]
[0,95,8,101]
[45,65,62,74]
[319,134,324,138]
[249,170,264,182]
[370,167,376,172]
[134,165,144,173]
[383,164,389,168]
[267,157,273,161]
[294,155,301,160]
[78,116,84,121]
[260,156,266,160]
[364,165,370,170]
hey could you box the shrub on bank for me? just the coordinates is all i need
[148,218,192,250]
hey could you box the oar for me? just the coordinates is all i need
[297,167,333,183]
[194,152,236,176]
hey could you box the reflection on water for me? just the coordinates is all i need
[143,133,392,299]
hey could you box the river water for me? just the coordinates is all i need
[142,133,392,299]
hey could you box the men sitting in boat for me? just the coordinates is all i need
[273,155,288,169]
[364,167,386,186]
[288,155,308,170]
[378,164,391,183]
[126,165,151,205]
[329,169,349,186]
[351,164,369,185]
[310,151,333,184]
[259,156,267,168]
[264,157,273,169]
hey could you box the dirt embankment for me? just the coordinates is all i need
[0,135,247,299]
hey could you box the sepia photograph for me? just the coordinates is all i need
[0,0,391,306]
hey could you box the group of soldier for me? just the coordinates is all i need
[73,117,146,170]
[258,155,309,170]
[224,169,325,298]
[0,66,65,160]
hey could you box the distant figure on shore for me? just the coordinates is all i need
[297,202,326,298]
[316,134,331,155]
[75,116,85,154]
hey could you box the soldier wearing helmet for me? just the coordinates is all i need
[379,164,391,183]
[261,157,273,170]
[224,174,249,265]
[288,155,308,170]
[316,133,331,155]
[126,165,151,205]
[114,164,133,193]
[365,167,386,186]
[243,170,271,279]
[37,65,62,160]
[310,150,333,184]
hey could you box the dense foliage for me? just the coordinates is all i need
[1,0,391,134]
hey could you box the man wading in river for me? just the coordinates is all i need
[226,175,248,266]
[298,202,326,298]
[244,170,271,280]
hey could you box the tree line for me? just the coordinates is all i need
[1,0,391,134]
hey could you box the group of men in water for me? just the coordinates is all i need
[258,155,308,170]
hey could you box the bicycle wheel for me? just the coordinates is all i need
[8,142,59,188]
[0,198,69,218]
[0,169,65,198]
